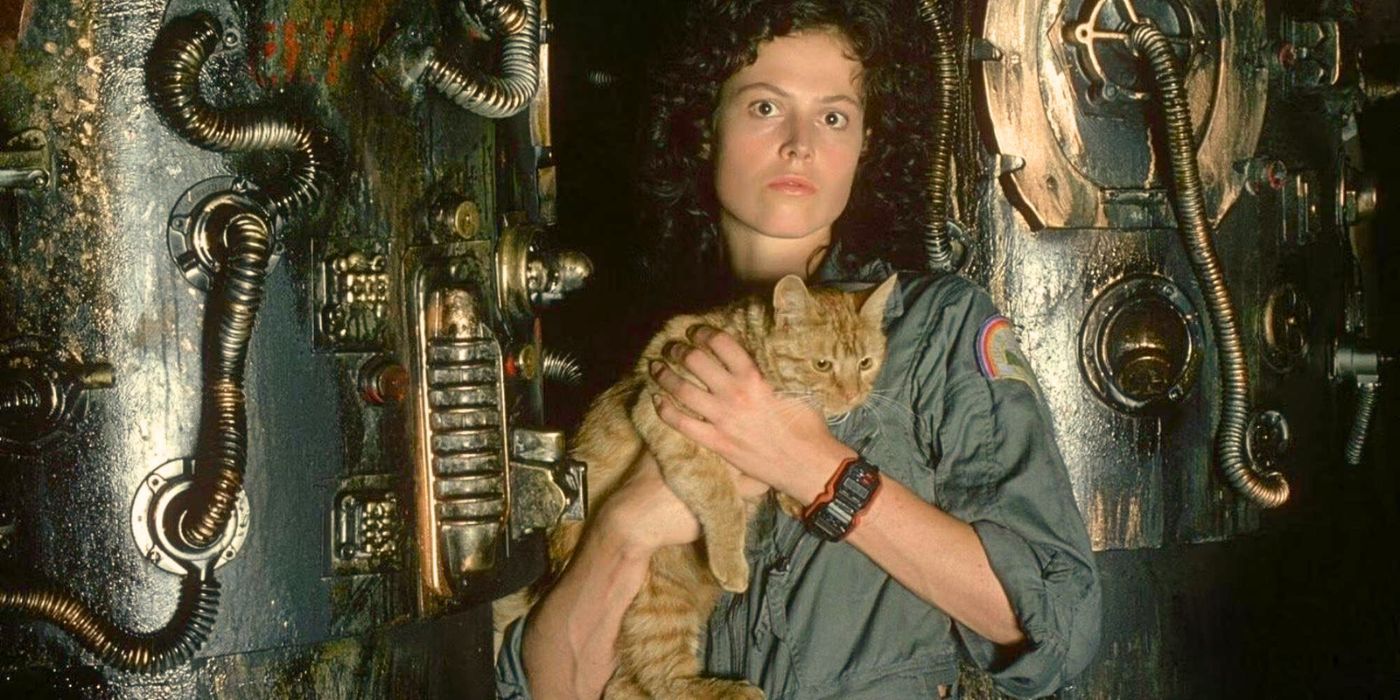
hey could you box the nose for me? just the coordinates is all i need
[781,116,813,161]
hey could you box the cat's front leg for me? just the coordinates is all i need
[633,400,751,593]
[659,448,751,593]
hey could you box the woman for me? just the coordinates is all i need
[498,1,1100,698]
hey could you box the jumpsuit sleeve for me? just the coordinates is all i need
[908,277,1102,699]
[495,611,535,700]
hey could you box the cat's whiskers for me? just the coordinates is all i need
[861,390,917,422]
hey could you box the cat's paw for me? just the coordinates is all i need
[710,554,750,593]
[668,678,765,700]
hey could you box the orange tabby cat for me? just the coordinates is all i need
[506,273,897,700]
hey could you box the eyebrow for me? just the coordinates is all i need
[732,81,863,108]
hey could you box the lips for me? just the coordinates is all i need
[767,175,817,195]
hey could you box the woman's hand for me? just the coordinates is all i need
[650,325,856,503]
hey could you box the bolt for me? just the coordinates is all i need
[452,200,481,239]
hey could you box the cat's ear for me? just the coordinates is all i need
[859,273,898,326]
[772,275,812,326]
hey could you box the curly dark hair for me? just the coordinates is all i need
[636,0,937,309]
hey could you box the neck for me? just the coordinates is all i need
[721,216,832,289]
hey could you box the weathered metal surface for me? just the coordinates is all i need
[978,0,1268,230]
[0,0,526,693]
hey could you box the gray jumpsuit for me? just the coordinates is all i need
[497,268,1102,699]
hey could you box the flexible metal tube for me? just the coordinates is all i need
[423,0,540,119]
[0,12,307,671]
[541,350,582,386]
[183,212,271,547]
[1127,23,1289,507]
[145,12,332,216]
[0,574,220,674]
[1345,382,1378,466]
[0,381,40,413]
[918,0,959,272]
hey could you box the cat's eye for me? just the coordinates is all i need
[859,356,873,370]
[814,359,833,372]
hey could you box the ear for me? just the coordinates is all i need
[772,275,812,326]
[859,273,898,326]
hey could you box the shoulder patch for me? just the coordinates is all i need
[976,315,1040,392]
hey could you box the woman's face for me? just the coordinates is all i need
[711,29,866,245]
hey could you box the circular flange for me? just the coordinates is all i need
[130,458,250,575]
[0,337,79,454]
[167,176,281,290]
[1065,0,1205,102]
[1080,274,1205,414]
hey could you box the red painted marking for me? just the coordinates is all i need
[282,19,301,77]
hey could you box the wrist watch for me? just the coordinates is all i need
[803,457,882,542]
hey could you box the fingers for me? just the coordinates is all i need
[688,326,759,378]
[653,393,725,448]
[650,359,718,419]
[663,336,731,390]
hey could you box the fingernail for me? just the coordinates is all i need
[648,360,663,375]
[651,394,662,407]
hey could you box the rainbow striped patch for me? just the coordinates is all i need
[976,314,1039,391]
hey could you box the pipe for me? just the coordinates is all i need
[1,573,220,674]
[1127,23,1289,507]
[541,350,582,386]
[145,12,332,217]
[2,11,322,672]
[183,212,270,548]
[1345,382,1378,466]
[917,0,959,272]
[0,380,41,414]
[422,0,541,118]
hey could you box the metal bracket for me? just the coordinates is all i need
[130,458,251,575]
[0,129,51,191]
[1279,17,1342,92]
[509,428,584,537]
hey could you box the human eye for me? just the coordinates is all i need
[823,111,850,129]
[748,100,780,118]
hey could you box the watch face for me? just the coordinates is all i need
[806,460,881,541]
